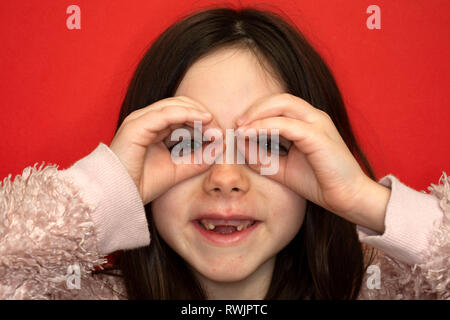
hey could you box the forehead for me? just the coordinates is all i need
[174,47,285,129]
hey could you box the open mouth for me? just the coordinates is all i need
[197,218,257,234]
[192,216,262,246]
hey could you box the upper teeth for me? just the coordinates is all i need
[200,219,254,231]
[204,222,216,230]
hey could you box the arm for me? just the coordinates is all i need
[356,172,449,299]
[344,177,391,234]
[0,143,150,299]
[59,142,150,255]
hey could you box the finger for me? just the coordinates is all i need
[130,106,213,146]
[174,95,212,113]
[235,93,327,126]
[238,116,328,156]
[126,96,210,121]
[147,105,212,129]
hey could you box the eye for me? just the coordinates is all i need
[256,135,291,156]
[168,139,204,156]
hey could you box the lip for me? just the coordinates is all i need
[194,213,259,221]
[192,220,262,246]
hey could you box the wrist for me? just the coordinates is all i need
[349,177,391,234]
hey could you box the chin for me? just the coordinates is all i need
[190,259,257,283]
[200,268,254,283]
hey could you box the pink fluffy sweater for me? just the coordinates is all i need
[0,143,448,299]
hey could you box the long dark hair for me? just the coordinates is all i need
[112,5,376,299]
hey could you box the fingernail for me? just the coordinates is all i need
[202,112,212,117]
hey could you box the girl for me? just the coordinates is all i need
[0,6,448,300]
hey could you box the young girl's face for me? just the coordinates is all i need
[151,47,307,285]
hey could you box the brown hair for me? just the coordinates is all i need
[111,4,376,299]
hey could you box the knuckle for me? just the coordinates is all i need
[317,109,331,121]
[281,93,295,103]
[324,112,333,124]
[127,109,140,119]
[164,96,180,103]
[316,110,333,130]
[179,95,202,108]
[280,92,292,99]
[177,95,192,103]
[169,104,190,112]
[122,113,136,125]
[117,119,135,136]
[161,105,180,115]
[171,96,198,108]
[318,108,327,116]
[124,117,137,129]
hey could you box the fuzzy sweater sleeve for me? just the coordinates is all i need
[0,142,150,299]
[357,172,450,299]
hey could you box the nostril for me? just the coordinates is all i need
[231,187,240,192]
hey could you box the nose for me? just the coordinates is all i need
[203,163,250,198]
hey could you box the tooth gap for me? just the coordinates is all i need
[198,220,257,232]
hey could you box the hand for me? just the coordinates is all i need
[235,93,389,232]
[109,96,215,205]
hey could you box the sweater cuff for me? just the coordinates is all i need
[60,142,150,255]
[357,174,443,265]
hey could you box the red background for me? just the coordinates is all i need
[0,0,449,191]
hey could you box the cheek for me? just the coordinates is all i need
[150,171,307,282]
[150,185,190,248]
[264,183,307,247]
[151,198,169,236]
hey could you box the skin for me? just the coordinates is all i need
[150,46,391,299]
[151,47,307,299]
